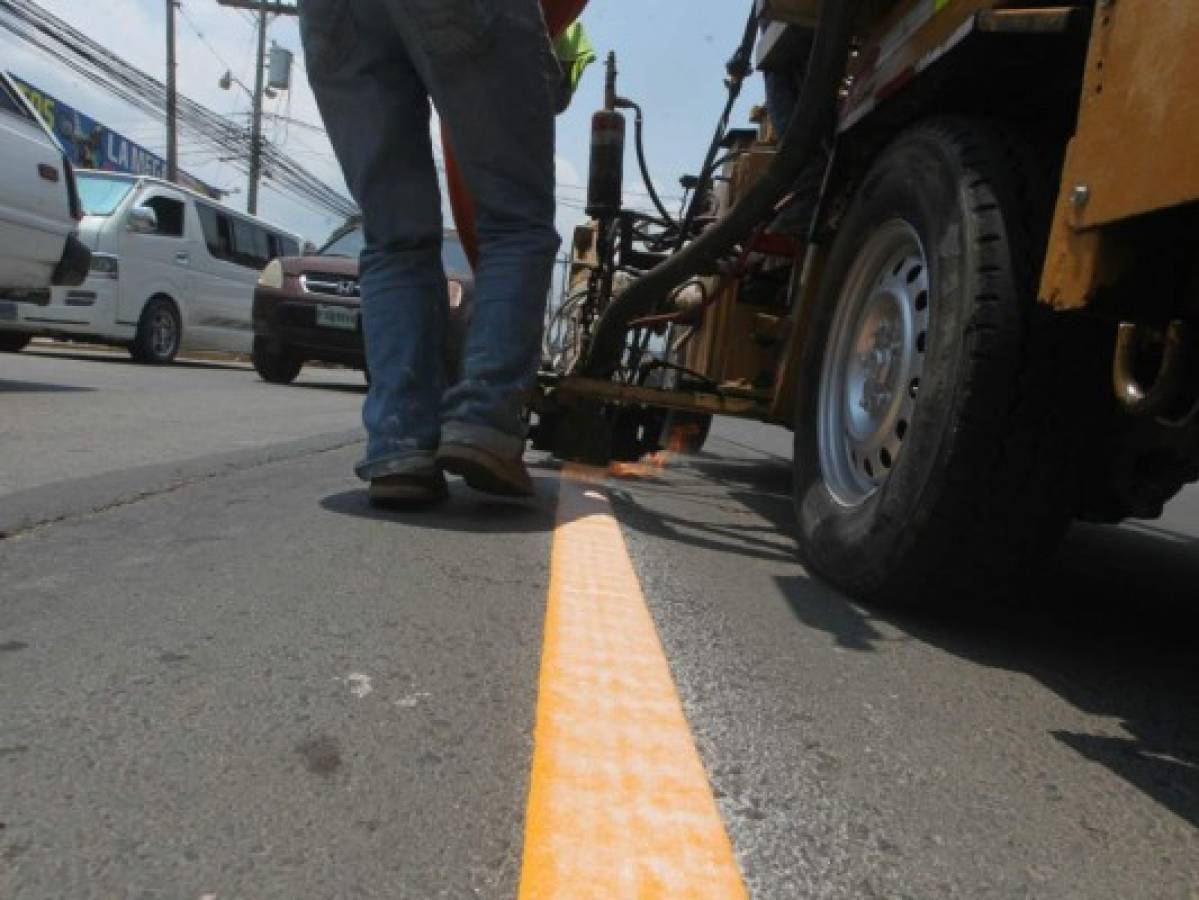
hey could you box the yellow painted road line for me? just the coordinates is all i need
[519,464,748,900]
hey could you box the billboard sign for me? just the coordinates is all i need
[8,74,222,199]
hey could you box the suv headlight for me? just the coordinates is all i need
[258,259,284,289]
[89,253,119,279]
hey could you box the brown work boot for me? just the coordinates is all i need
[436,442,534,498]
[368,469,449,508]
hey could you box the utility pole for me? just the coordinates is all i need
[215,0,298,214]
[165,0,178,183]
[247,7,268,216]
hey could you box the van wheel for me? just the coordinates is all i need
[0,332,32,353]
[792,119,1073,606]
[130,297,181,364]
[252,337,303,384]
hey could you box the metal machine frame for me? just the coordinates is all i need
[535,0,1199,467]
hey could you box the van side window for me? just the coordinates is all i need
[143,196,185,238]
[196,203,235,262]
[232,218,270,269]
[196,203,292,269]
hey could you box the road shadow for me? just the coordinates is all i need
[613,451,1199,830]
[24,347,248,372]
[606,454,798,566]
[802,521,1199,831]
[0,379,95,394]
[288,379,368,396]
[318,461,569,535]
[23,346,367,392]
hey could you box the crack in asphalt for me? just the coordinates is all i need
[0,433,363,541]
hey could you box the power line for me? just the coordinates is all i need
[176,1,239,75]
[2,0,665,225]
[214,0,298,13]
[0,0,356,219]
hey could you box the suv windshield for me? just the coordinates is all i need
[320,226,365,259]
[77,173,136,217]
[320,225,471,275]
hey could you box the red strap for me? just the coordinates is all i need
[543,0,589,37]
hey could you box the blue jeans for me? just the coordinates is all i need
[300,0,561,479]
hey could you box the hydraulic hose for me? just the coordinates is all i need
[671,7,762,253]
[581,0,861,376]
[619,99,679,229]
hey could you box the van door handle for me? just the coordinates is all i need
[175,252,191,266]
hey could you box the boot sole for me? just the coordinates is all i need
[437,444,534,498]
[368,478,448,509]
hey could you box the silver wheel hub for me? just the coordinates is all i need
[818,220,930,506]
[151,308,176,358]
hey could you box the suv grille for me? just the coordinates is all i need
[302,273,360,298]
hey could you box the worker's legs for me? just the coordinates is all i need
[387,0,562,459]
[300,0,449,480]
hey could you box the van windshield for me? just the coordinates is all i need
[76,173,136,217]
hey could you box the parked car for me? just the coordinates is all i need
[0,170,302,363]
[0,72,90,352]
[251,221,473,384]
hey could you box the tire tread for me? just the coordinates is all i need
[795,116,1074,605]
[892,118,1071,599]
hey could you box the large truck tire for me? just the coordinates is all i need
[792,119,1073,605]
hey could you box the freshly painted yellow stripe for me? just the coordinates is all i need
[518,464,748,900]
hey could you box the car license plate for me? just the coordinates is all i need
[315,304,358,331]
[0,300,16,322]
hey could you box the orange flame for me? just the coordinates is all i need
[607,450,673,479]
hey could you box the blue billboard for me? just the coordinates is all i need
[8,74,221,199]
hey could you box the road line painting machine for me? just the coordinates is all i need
[531,0,1199,604]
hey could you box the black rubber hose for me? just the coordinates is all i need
[622,100,679,230]
[669,7,762,255]
[581,0,860,376]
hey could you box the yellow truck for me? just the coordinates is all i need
[535,0,1199,605]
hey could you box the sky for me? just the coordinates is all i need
[0,0,763,249]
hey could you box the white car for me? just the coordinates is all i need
[0,72,89,351]
[1,172,302,363]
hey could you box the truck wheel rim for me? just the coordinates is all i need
[818,220,930,507]
[151,307,177,359]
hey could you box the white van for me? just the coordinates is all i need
[2,171,302,363]
[0,71,90,352]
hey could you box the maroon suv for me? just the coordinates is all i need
[251,220,473,384]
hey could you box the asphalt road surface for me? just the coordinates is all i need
[1,342,1196,899]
